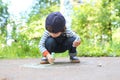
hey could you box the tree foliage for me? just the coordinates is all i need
[72,0,120,43]
[72,0,120,56]
[0,0,9,34]
[0,0,120,58]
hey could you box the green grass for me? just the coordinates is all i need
[0,40,120,59]
[77,41,120,57]
[0,28,120,59]
[77,28,120,57]
[0,42,40,59]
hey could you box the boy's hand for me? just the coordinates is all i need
[46,53,54,64]
[73,40,81,47]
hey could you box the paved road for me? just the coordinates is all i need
[0,57,120,80]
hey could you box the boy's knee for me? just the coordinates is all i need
[67,37,76,43]
[45,37,56,46]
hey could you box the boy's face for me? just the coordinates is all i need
[49,32,62,38]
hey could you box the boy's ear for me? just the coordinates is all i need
[46,26,53,32]
[63,26,66,32]
[64,26,66,29]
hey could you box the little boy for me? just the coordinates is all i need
[39,11,81,64]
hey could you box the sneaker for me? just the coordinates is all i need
[40,57,49,64]
[70,56,80,63]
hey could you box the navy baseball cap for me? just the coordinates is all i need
[45,12,66,33]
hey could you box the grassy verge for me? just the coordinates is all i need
[0,40,120,59]
[0,28,120,59]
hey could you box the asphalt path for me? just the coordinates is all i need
[0,57,120,80]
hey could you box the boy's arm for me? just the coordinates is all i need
[39,30,54,64]
[39,30,50,56]
[66,29,81,47]
[65,29,81,41]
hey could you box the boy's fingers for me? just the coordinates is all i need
[48,58,54,64]
[73,41,80,47]
[46,54,54,64]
